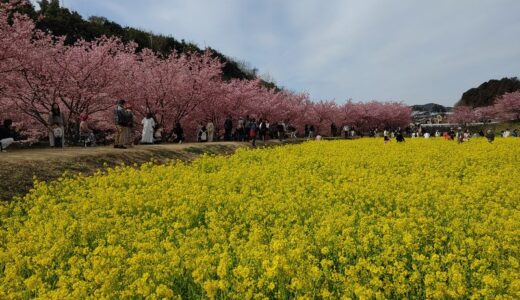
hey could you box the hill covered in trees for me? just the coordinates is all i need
[456,77,520,108]
[16,0,277,89]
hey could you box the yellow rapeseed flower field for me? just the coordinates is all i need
[0,139,519,299]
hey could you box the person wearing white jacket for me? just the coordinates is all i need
[207,121,215,142]
[140,113,156,144]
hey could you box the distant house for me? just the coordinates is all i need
[411,103,453,124]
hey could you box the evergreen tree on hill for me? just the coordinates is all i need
[456,77,520,107]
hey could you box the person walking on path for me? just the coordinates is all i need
[330,123,337,137]
[258,119,267,142]
[264,120,270,141]
[114,100,127,149]
[249,118,258,147]
[154,124,163,143]
[124,104,134,148]
[196,122,204,142]
[207,121,215,142]
[79,113,96,147]
[343,125,349,139]
[224,116,233,141]
[0,119,15,152]
[383,129,390,143]
[140,113,156,144]
[269,121,277,139]
[244,115,252,142]
[277,122,285,141]
[308,125,315,139]
[198,124,208,142]
[237,117,245,141]
[48,103,65,148]
[173,122,184,144]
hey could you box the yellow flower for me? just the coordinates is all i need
[0,139,518,298]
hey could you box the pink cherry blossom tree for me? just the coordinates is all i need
[191,78,262,137]
[308,100,340,135]
[0,0,38,76]
[449,106,476,126]
[473,105,497,123]
[493,91,520,121]
[0,0,56,137]
[126,50,223,139]
[0,0,415,142]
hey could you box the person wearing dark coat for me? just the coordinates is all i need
[486,129,495,143]
[224,116,233,141]
[277,122,285,141]
[330,123,337,137]
[448,128,456,140]
[258,119,267,142]
[173,122,184,144]
[0,119,15,152]
[396,131,405,143]
[309,125,315,138]
[114,99,127,148]
[124,104,135,147]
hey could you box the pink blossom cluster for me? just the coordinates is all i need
[449,92,520,125]
[1,1,412,141]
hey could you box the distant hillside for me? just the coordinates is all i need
[411,103,452,113]
[456,77,520,108]
[22,0,278,89]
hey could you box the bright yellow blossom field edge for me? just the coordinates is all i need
[0,139,519,299]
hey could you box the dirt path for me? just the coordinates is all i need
[0,142,244,161]
[0,141,275,201]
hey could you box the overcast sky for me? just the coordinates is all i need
[46,0,520,106]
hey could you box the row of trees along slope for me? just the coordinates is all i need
[26,0,269,84]
[450,78,520,125]
[0,0,412,142]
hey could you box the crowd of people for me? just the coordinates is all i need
[379,127,519,144]
[1,100,520,152]
[109,102,311,149]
